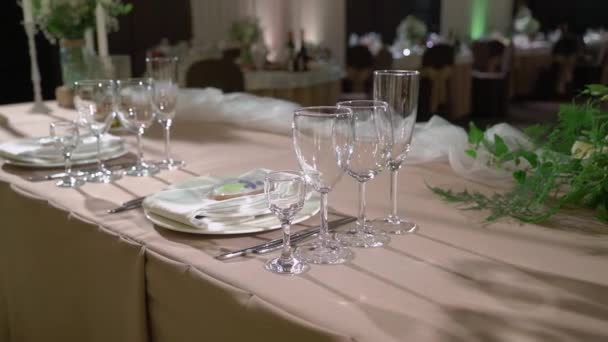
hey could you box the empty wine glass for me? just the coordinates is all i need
[116,78,160,177]
[50,121,85,188]
[73,79,122,183]
[146,56,184,169]
[335,100,392,248]
[293,106,354,265]
[373,70,419,234]
[264,171,309,275]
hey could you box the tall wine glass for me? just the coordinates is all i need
[264,171,309,275]
[116,78,160,177]
[373,70,419,234]
[146,56,184,169]
[73,79,122,183]
[335,100,392,248]
[50,121,85,188]
[293,106,354,264]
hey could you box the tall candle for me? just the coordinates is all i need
[84,28,95,54]
[95,3,109,57]
[22,0,34,23]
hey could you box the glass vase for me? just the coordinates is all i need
[59,39,88,87]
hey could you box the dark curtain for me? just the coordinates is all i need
[346,0,441,44]
[527,0,608,34]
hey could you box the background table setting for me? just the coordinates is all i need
[1,63,608,342]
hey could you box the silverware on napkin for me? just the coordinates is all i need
[215,216,356,261]
[107,196,146,214]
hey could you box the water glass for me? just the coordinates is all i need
[146,56,184,169]
[293,106,354,265]
[50,121,85,188]
[264,171,309,275]
[116,78,160,177]
[73,79,122,183]
[335,100,392,248]
[373,70,419,234]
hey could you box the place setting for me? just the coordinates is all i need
[0,56,186,187]
[103,69,421,276]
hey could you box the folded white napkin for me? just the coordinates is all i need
[143,169,274,231]
[0,134,124,163]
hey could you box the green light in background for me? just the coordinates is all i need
[470,0,488,39]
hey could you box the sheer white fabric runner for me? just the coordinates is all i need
[177,88,533,181]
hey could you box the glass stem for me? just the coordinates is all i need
[357,181,367,233]
[64,151,72,176]
[319,192,329,245]
[136,131,144,166]
[280,220,291,260]
[390,169,399,218]
[96,134,105,171]
[163,123,171,162]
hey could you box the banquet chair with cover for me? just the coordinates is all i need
[471,39,511,118]
[343,45,374,95]
[419,43,455,121]
[552,35,583,95]
[186,59,245,93]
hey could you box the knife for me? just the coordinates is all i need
[28,164,131,182]
[107,196,146,214]
[215,216,355,261]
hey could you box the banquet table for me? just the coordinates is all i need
[392,53,472,119]
[244,64,343,107]
[1,101,608,342]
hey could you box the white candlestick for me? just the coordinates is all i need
[85,28,95,54]
[21,0,34,23]
[95,3,109,57]
[24,22,51,114]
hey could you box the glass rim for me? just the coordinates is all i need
[265,170,304,182]
[373,69,420,76]
[73,79,115,87]
[336,100,388,109]
[50,120,78,128]
[116,77,154,86]
[294,106,353,118]
[146,56,179,63]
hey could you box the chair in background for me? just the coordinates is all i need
[418,43,455,121]
[185,59,245,93]
[373,46,394,70]
[343,45,374,95]
[552,35,583,95]
[471,39,511,118]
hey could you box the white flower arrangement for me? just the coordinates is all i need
[228,17,262,47]
[396,15,427,45]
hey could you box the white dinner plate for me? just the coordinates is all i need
[2,148,129,168]
[144,195,320,235]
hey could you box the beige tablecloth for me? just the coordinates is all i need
[1,102,608,342]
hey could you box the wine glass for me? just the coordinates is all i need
[146,56,184,169]
[115,78,160,177]
[293,106,354,264]
[264,171,309,275]
[73,79,122,183]
[372,70,419,234]
[50,121,85,188]
[335,100,392,248]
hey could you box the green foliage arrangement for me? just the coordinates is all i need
[430,84,608,224]
[33,0,132,41]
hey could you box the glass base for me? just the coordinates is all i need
[264,254,309,275]
[374,217,418,235]
[157,159,185,170]
[125,162,159,177]
[296,239,353,265]
[87,168,123,183]
[335,222,390,248]
[56,176,85,188]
